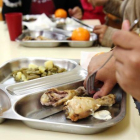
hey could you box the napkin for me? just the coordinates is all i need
[23,13,56,30]
[80,51,105,70]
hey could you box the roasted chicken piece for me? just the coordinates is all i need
[63,94,115,122]
[40,86,86,107]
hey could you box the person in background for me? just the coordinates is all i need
[2,0,83,20]
[81,0,105,24]
[88,0,140,47]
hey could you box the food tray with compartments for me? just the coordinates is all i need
[0,57,126,134]
[16,29,97,48]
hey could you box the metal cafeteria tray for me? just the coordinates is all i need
[0,57,85,123]
[0,57,79,85]
[16,29,97,48]
[16,30,68,47]
[0,80,126,134]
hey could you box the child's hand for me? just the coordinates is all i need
[93,25,108,43]
[68,7,82,20]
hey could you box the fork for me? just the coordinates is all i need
[86,18,140,94]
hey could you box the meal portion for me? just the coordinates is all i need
[71,27,90,41]
[22,36,53,41]
[64,94,115,122]
[54,9,67,18]
[40,86,116,122]
[12,60,66,82]
[40,86,86,107]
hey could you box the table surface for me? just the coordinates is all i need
[0,20,140,140]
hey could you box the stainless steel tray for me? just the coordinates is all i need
[0,57,78,85]
[16,30,97,48]
[0,57,84,124]
[0,81,126,134]
[0,57,126,134]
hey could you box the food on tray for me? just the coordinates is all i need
[40,86,86,107]
[22,36,53,41]
[11,60,67,82]
[63,94,115,121]
[54,9,67,18]
[93,110,112,120]
[71,27,90,41]
[23,18,37,22]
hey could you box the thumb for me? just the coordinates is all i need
[93,81,115,99]
[122,20,130,31]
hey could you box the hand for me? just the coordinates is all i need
[68,6,82,20]
[113,20,140,101]
[93,25,108,43]
[84,51,117,99]
[88,0,108,7]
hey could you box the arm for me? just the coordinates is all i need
[103,0,124,18]
[101,26,119,47]
[93,25,119,47]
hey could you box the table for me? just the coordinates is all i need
[0,21,140,140]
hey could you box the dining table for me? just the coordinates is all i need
[0,19,140,140]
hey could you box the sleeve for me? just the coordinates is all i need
[54,0,83,14]
[103,0,123,18]
[133,98,140,115]
[101,27,119,47]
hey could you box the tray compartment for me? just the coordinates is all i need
[13,82,126,134]
[0,89,11,114]
[0,57,78,85]
[16,30,69,47]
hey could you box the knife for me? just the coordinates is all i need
[27,105,63,120]
[72,17,93,29]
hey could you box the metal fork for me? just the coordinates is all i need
[86,18,140,94]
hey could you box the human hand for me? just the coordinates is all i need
[84,51,117,99]
[68,6,82,20]
[88,0,108,7]
[113,20,140,101]
[93,25,108,43]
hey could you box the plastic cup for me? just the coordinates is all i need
[5,13,22,41]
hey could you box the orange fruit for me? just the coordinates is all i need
[71,27,90,41]
[54,9,67,18]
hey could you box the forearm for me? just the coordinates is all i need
[104,0,122,18]
[101,27,119,47]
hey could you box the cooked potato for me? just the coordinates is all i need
[21,74,27,81]
[12,60,67,82]
[39,66,46,73]
[28,63,38,69]
[44,61,53,70]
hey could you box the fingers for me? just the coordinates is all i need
[93,80,116,99]
[68,7,82,19]
[94,25,103,30]
[112,30,140,49]
[122,20,130,31]
[72,6,80,13]
[113,46,130,64]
